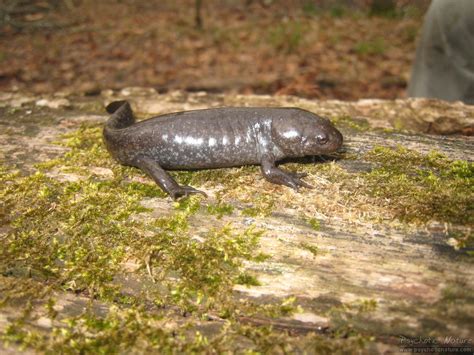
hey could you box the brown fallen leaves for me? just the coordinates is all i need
[0,0,425,100]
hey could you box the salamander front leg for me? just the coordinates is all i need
[135,156,206,200]
[260,155,313,191]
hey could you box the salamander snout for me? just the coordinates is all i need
[305,123,343,155]
[324,126,343,152]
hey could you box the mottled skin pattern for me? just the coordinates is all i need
[103,100,343,199]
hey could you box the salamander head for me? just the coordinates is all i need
[271,108,343,157]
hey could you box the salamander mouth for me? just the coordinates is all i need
[332,129,344,150]
[319,129,343,153]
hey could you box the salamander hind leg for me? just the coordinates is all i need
[134,156,207,200]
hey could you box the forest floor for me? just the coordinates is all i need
[0,0,428,100]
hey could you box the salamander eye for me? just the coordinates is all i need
[316,133,328,145]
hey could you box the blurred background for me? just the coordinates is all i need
[0,0,430,100]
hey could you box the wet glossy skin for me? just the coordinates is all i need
[103,100,343,199]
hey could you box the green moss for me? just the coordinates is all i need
[441,283,474,304]
[1,169,148,299]
[171,165,257,191]
[125,181,167,198]
[2,307,223,354]
[7,124,468,352]
[243,296,302,319]
[35,125,114,175]
[232,322,368,354]
[144,218,264,310]
[328,299,379,337]
[299,242,319,256]
[295,146,472,253]
[207,200,234,219]
[241,194,275,218]
[5,125,369,353]
[2,105,59,129]
[332,115,371,131]
[235,273,261,286]
[363,146,474,225]
[307,217,321,230]
[2,302,369,353]
[173,194,203,214]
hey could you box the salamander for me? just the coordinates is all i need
[103,100,343,199]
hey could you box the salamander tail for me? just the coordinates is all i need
[105,100,135,129]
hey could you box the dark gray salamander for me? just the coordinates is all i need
[103,100,343,199]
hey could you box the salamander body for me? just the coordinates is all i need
[103,100,343,199]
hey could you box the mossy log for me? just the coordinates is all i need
[0,89,473,354]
